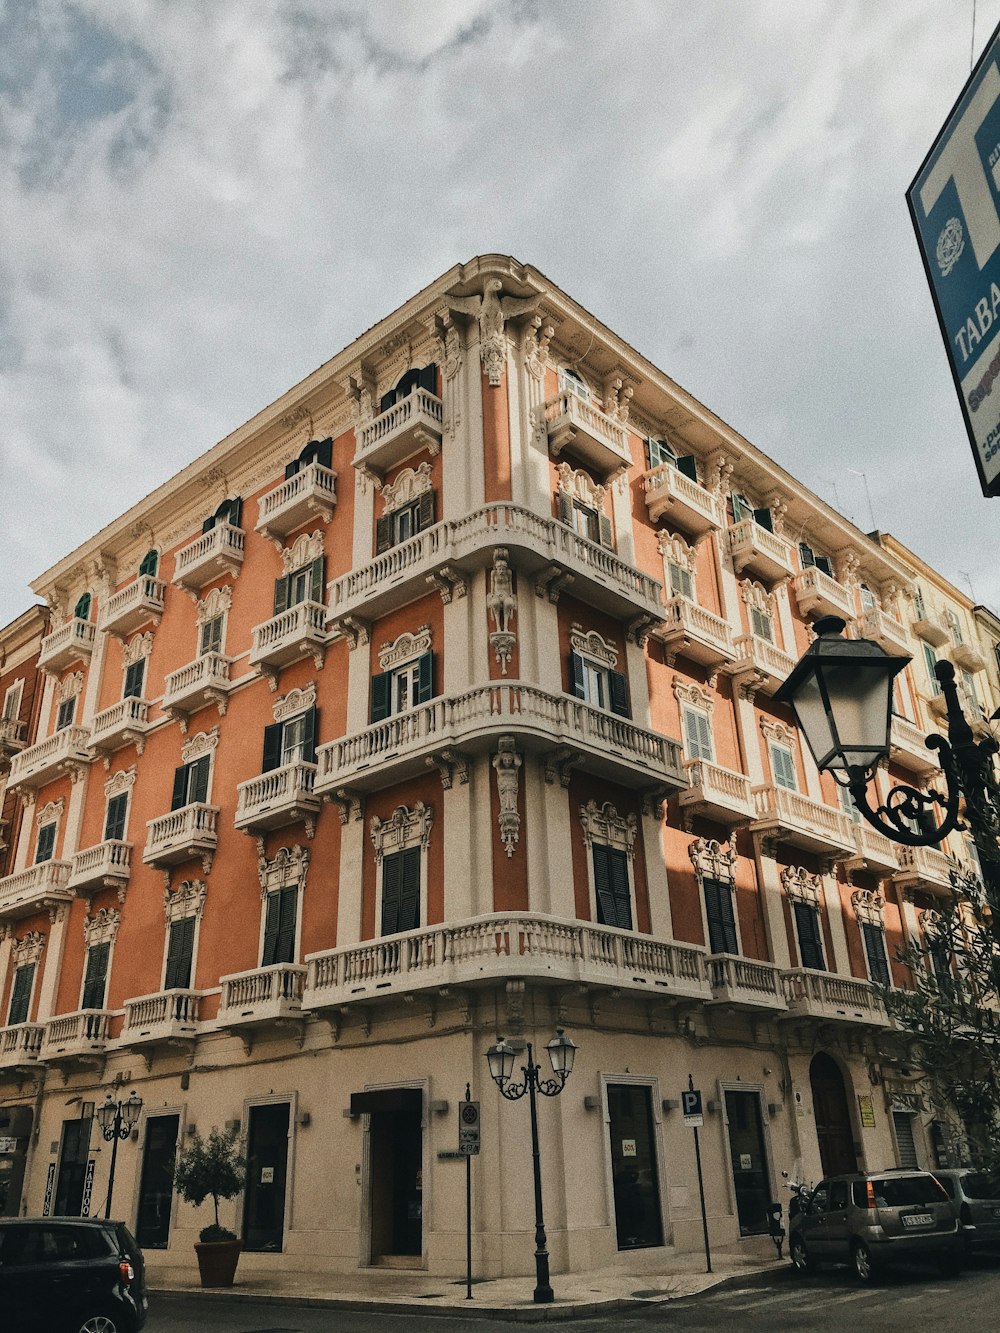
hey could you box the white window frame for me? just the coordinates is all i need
[177,729,219,809]
[688,837,744,958]
[769,742,797,791]
[2,680,23,723]
[196,586,232,659]
[370,804,433,938]
[377,628,433,720]
[33,799,64,865]
[922,642,940,694]
[79,908,121,1012]
[103,767,136,844]
[7,932,44,1026]
[682,705,714,763]
[559,367,591,401]
[580,799,639,933]
[853,888,890,987]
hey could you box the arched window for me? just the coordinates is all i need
[284,437,333,480]
[138,549,159,578]
[74,592,92,620]
[378,364,437,415]
[558,367,590,401]
[202,496,243,534]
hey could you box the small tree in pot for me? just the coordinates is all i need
[172,1125,247,1287]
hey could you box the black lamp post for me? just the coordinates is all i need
[485,1029,577,1304]
[775,615,1000,935]
[96,1089,142,1219]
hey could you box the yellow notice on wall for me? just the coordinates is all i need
[858,1094,876,1128]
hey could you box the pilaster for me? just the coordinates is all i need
[35,904,69,1021]
[642,811,673,939]
[752,842,792,970]
[334,809,366,948]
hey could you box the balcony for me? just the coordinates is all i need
[0,717,26,765]
[162,653,232,724]
[256,463,337,543]
[98,575,166,637]
[706,955,786,1011]
[893,845,957,898]
[912,614,949,647]
[38,617,95,673]
[541,391,633,477]
[780,968,889,1026]
[653,597,735,670]
[951,641,988,673]
[41,1010,112,1064]
[143,803,219,871]
[327,503,664,637]
[750,785,857,857]
[172,522,244,594]
[678,760,755,827]
[121,989,201,1050]
[846,823,901,876]
[856,609,910,656]
[314,682,685,798]
[889,715,938,774]
[355,388,443,478]
[727,519,795,584]
[67,841,131,895]
[90,697,152,757]
[641,465,724,536]
[7,726,91,792]
[726,634,796,697]
[249,602,329,682]
[793,566,854,621]
[235,762,321,835]
[0,1023,45,1072]
[0,861,73,920]
[218,964,307,1040]
[304,913,710,1011]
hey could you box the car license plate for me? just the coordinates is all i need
[902,1213,933,1228]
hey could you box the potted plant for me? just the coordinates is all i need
[172,1125,247,1287]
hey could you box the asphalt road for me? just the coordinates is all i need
[145,1259,1000,1332]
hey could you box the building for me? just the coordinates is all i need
[0,256,993,1275]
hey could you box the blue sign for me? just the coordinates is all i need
[682,1089,703,1126]
[908,21,1000,496]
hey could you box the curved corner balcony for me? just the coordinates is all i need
[90,697,152,757]
[7,726,91,792]
[793,566,853,621]
[314,682,685,799]
[653,597,735,670]
[67,840,131,895]
[98,575,166,637]
[725,634,796,697]
[143,803,219,872]
[780,969,888,1027]
[38,617,96,673]
[641,465,724,536]
[162,653,232,725]
[256,463,337,543]
[0,860,73,920]
[235,761,321,835]
[354,389,443,478]
[304,913,710,1013]
[541,392,632,478]
[750,785,857,858]
[727,518,795,585]
[172,522,244,595]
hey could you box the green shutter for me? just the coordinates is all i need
[8,964,34,1025]
[415,652,434,705]
[704,877,738,954]
[676,454,698,482]
[261,722,283,773]
[684,708,713,761]
[371,672,392,723]
[862,922,890,986]
[731,493,751,524]
[398,846,421,932]
[381,852,402,936]
[301,707,317,765]
[375,516,393,554]
[74,592,92,620]
[753,506,773,532]
[771,745,797,790]
[798,542,815,569]
[165,916,196,989]
[416,490,435,533]
[262,887,297,966]
[35,823,56,864]
[123,659,145,699]
[593,845,632,930]
[81,942,110,1010]
[189,755,210,805]
[104,793,128,842]
[273,575,290,616]
[138,549,158,577]
[598,512,613,548]
[170,764,187,811]
[419,363,438,395]
[608,670,629,717]
[794,902,825,970]
[569,651,586,700]
[309,556,325,604]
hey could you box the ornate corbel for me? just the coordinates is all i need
[426,749,470,790]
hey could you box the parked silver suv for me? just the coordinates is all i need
[789,1170,962,1281]
[933,1168,1000,1254]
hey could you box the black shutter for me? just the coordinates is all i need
[569,651,586,700]
[81,942,110,1010]
[189,755,210,805]
[704,878,738,954]
[598,512,613,548]
[202,515,215,533]
[104,793,128,842]
[273,575,290,616]
[8,964,34,1025]
[399,846,421,932]
[165,916,195,990]
[227,498,243,529]
[381,852,402,936]
[419,363,438,395]
[315,437,333,468]
[35,823,55,863]
[379,390,396,414]
[798,542,815,569]
[676,454,698,482]
[794,902,825,971]
[608,670,629,717]
[123,659,145,699]
[262,890,282,965]
[593,845,616,927]
[275,887,297,964]
[862,922,890,986]
[375,516,393,554]
[608,848,632,930]
[415,652,434,704]
[285,458,301,480]
[261,722,283,773]
[170,764,188,811]
[309,555,325,604]
[816,555,833,577]
[416,490,435,533]
[557,492,574,526]
[301,707,317,765]
[371,672,392,723]
[753,506,773,532]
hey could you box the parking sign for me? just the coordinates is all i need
[459,1099,480,1155]
[682,1089,704,1128]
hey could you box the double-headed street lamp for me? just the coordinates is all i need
[96,1089,143,1219]
[485,1028,577,1304]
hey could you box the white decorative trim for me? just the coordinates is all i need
[258,844,310,897]
[12,931,45,966]
[181,726,220,764]
[523,317,553,381]
[197,585,233,624]
[741,579,772,612]
[673,679,715,715]
[570,624,619,670]
[579,800,637,857]
[273,682,317,724]
[281,529,324,575]
[445,278,543,387]
[657,531,697,571]
[381,462,433,515]
[58,670,84,702]
[370,803,434,863]
[556,461,607,509]
[378,626,432,672]
[492,737,521,857]
[123,631,154,668]
[83,907,121,947]
[687,837,737,883]
[37,799,65,827]
[852,887,885,925]
[760,717,796,748]
[104,766,137,799]
[781,865,823,907]
[163,878,208,924]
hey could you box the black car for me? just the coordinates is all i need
[0,1216,147,1333]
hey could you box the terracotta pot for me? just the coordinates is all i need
[194,1238,242,1287]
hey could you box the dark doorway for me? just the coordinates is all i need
[243,1103,290,1252]
[0,1105,32,1217]
[54,1113,93,1217]
[810,1053,857,1177]
[724,1090,773,1235]
[607,1083,663,1248]
[367,1089,423,1263]
[136,1115,179,1248]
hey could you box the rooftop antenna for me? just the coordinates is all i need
[958,570,976,601]
[847,468,876,532]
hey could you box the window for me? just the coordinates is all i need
[962,670,983,719]
[732,493,772,530]
[7,964,35,1025]
[380,846,421,935]
[750,604,773,642]
[262,706,318,771]
[376,492,434,554]
[704,877,738,954]
[914,587,928,619]
[371,652,433,722]
[262,885,298,964]
[798,542,833,577]
[285,436,332,479]
[170,755,210,810]
[202,496,242,534]
[645,437,698,480]
[74,592,92,620]
[199,615,224,657]
[794,901,825,970]
[592,843,632,930]
[164,916,196,990]
[559,367,589,401]
[569,649,628,716]
[683,707,714,762]
[862,921,890,986]
[946,609,964,645]
[770,743,797,791]
[668,560,694,601]
[104,793,128,843]
[860,583,876,611]
[81,942,110,1009]
[557,490,612,548]
[273,555,325,615]
[138,549,159,578]
[123,658,145,699]
[35,822,56,864]
[838,783,861,823]
[828,1180,849,1211]
[2,680,23,722]
[55,697,76,731]
[923,642,940,694]
[379,363,437,413]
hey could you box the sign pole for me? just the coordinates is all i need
[687,1074,712,1274]
[462,1082,476,1299]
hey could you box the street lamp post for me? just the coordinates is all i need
[485,1029,577,1304]
[95,1089,143,1219]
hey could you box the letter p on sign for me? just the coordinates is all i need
[682,1089,704,1127]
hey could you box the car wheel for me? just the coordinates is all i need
[852,1241,876,1283]
[77,1314,122,1333]
[790,1235,816,1274]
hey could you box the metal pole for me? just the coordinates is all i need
[465,1082,473,1300]
[104,1106,121,1220]
[526,1043,553,1304]
[692,1125,711,1274]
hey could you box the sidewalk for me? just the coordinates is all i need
[147,1251,788,1321]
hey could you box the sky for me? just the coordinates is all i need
[2,0,1000,626]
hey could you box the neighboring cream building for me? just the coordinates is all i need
[0,256,994,1278]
